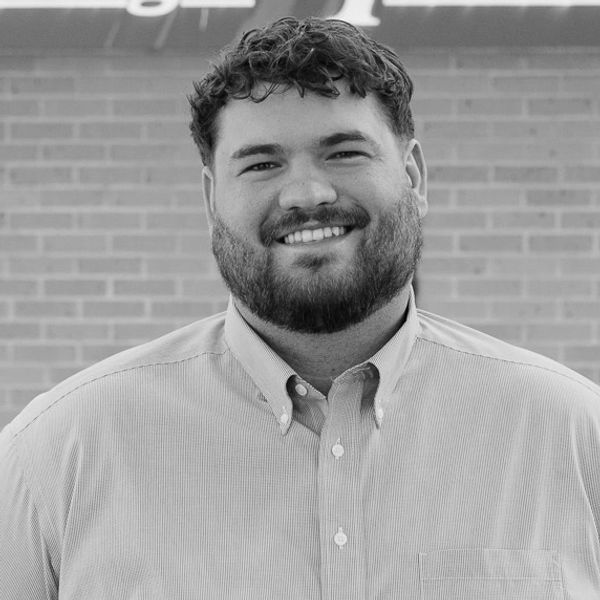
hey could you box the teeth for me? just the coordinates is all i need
[283,226,347,245]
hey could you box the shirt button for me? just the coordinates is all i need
[279,413,289,425]
[375,407,384,421]
[334,527,348,547]
[331,442,345,459]
[295,383,308,396]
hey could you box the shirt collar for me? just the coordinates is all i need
[224,287,421,434]
[224,298,296,434]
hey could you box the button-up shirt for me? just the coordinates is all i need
[1,290,600,599]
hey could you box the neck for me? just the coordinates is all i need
[234,286,412,396]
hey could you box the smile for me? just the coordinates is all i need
[281,226,350,245]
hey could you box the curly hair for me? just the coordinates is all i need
[189,16,415,167]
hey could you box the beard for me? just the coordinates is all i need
[211,188,423,334]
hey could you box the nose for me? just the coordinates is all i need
[278,171,337,211]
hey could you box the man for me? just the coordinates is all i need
[1,16,599,599]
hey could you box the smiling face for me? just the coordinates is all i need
[203,85,428,333]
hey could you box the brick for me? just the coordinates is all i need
[419,257,486,275]
[489,258,558,276]
[46,323,109,340]
[146,121,189,140]
[15,301,78,318]
[11,123,74,140]
[0,145,38,160]
[77,213,142,229]
[527,52,600,69]
[526,280,592,297]
[0,367,45,385]
[146,257,209,274]
[83,301,145,318]
[112,99,178,116]
[563,302,600,319]
[0,57,36,71]
[428,166,489,184]
[528,98,593,116]
[0,100,39,116]
[79,122,142,139]
[146,212,205,230]
[494,167,557,183]
[0,280,38,295]
[457,98,523,116]
[528,235,593,253]
[492,76,560,93]
[44,280,107,296]
[10,167,72,186]
[112,235,176,253]
[10,77,75,94]
[423,234,453,252]
[181,278,229,297]
[110,144,194,161]
[0,235,38,252]
[77,257,142,274]
[113,280,176,295]
[410,98,454,117]
[562,212,600,228]
[43,99,108,117]
[81,345,132,362]
[417,300,487,319]
[563,76,600,93]
[14,345,77,362]
[42,144,105,161]
[564,167,600,183]
[492,121,560,139]
[416,75,489,94]
[455,52,523,70]
[0,323,40,339]
[422,121,488,139]
[526,190,591,206]
[525,323,592,342]
[459,235,523,253]
[78,167,142,185]
[151,301,213,318]
[457,142,590,162]
[114,323,176,341]
[492,301,557,319]
[491,211,555,229]
[423,212,486,229]
[144,167,203,185]
[560,258,600,275]
[10,213,74,229]
[43,235,107,253]
[10,257,75,274]
[456,189,522,207]
[564,346,600,363]
[468,323,523,343]
[458,279,523,296]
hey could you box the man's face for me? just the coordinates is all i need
[203,85,428,333]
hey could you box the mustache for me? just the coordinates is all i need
[260,204,371,246]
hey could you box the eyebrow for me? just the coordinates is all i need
[229,130,379,161]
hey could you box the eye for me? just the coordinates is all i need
[242,161,278,173]
[330,150,367,159]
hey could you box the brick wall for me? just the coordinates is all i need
[1,48,599,428]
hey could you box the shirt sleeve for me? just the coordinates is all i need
[0,428,58,600]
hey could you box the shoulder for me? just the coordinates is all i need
[415,308,600,408]
[1,310,230,445]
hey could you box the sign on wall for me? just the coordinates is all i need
[1,0,599,47]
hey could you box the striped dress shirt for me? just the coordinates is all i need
[1,290,600,599]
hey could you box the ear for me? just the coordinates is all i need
[202,165,216,234]
[404,139,428,219]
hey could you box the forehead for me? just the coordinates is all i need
[213,86,394,161]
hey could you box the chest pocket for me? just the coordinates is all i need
[418,548,564,600]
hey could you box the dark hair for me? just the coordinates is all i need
[189,16,415,167]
